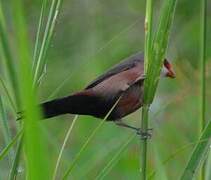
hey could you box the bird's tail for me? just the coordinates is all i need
[41,90,107,119]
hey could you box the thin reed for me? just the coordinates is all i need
[141,0,177,179]
[199,0,207,179]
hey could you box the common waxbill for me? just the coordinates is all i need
[41,52,175,132]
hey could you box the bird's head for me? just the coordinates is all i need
[161,59,176,78]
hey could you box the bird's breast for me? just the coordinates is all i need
[109,83,144,120]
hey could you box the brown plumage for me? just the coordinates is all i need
[42,52,175,123]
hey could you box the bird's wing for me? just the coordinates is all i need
[85,52,144,89]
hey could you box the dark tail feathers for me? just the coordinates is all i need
[41,90,108,119]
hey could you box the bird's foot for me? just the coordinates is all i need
[136,128,153,140]
[115,120,153,139]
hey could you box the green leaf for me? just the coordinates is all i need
[95,133,136,180]
[33,0,48,65]
[0,130,23,162]
[181,121,211,179]
[152,144,168,180]
[141,0,177,179]
[144,0,177,104]
[0,97,14,166]
[33,0,63,85]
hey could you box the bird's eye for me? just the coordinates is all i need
[164,59,171,70]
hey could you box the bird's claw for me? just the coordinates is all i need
[136,128,153,140]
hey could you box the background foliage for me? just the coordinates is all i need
[0,0,210,179]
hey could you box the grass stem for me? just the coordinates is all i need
[141,0,153,178]
[53,115,78,180]
[140,104,150,179]
[95,133,136,180]
[141,0,177,178]
[199,0,207,179]
[33,0,47,65]
[0,97,14,166]
[0,77,17,113]
[62,96,122,179]
[0,129,23,162]
[33,0,63,85]
[9,134,23,180]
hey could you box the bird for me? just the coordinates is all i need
[40,52,175,135]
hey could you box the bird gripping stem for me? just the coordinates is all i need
[140,103,150,179]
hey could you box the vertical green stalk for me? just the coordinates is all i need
[199,0,207,179]
[144,0,153,73]
[140,104,150,179]
[141,0,177,179]
[140,0,153,179]
[12,1,50,179]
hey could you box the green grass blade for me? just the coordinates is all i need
[0,97,14,165]
[33,0,48,64]
[199,0,207,179]
[62,96,122,179]
[33,0,63,85]
[144,0,177,104]
[148,138,209,179]
[141,0,177,179]
[95,133,136,180]
[144,0,153,74]
[0,1,20,110]
[9,134,23,180]
[152,144,168,180]
[180,120,211,179]
[53,115,78,180]
[0,129,23,162]
[0,77,17,113]
[140,0,154,178]
[12,1,50,179]
[206,151,211,179]
[199,0,207,131]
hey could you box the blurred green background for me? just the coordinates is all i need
[0,0,211,179]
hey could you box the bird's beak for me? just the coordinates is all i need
[167,69,176,78]
[163,59,176,79]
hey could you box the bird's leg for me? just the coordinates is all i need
[115,120,140,131]
[115,120,152,139]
